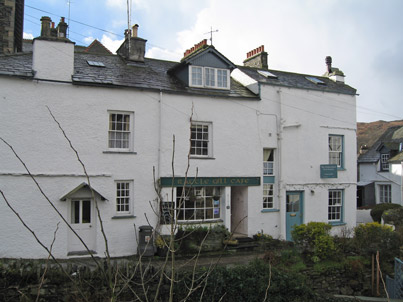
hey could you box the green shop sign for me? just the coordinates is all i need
[320,164,338,178]
[160,177,261,187]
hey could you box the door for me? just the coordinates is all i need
[68,199,96,254]
[286,191,303,241]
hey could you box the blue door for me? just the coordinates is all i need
[286,191,303,241]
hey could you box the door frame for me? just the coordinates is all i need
[67,198,97,255]
[285,191,304,241]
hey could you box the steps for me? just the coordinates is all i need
[225,235,259,252]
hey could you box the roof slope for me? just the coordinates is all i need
[237,66,357,96]
[73,52,258,98]
[358,125,403,163]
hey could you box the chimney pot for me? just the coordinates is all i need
[40,16,52,37]
[325,56,332,73]
[244,45,268,69]
[132,24,139,38]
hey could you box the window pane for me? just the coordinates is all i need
[82,200,91,223]
[72,200,80,224]
[328,190,342,221]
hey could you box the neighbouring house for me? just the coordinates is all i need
[357,126,403,207]
[0,14,357,259]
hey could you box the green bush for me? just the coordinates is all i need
[382,207,403,227]
[291,222,337,262]
[353,222,400,259]
[370,203,401,223]
[175,259,315,302]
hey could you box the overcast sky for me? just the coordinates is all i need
[23,0,403,123]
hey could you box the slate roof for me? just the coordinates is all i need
[0,52,33,77]
[0,47,357,98]
[73,52,257,98]
[358,126,403,163]
[237,66,357,96]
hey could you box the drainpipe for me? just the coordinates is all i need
[158,90,163,180]
[277,88,284,240]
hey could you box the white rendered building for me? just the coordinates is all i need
[0,17,357,258]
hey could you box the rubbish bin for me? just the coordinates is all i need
[137,225,155,256]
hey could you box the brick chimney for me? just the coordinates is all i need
[33,16,74,82]
[182,39,208,59]
[117,24,147,62]
[243,45,268,69]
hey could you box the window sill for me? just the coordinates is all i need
[329,221,346,226]
[190,156,215,160]
[112,215,136,219]
[103,150,137,154]
[337,168,346,171]
[177,219,223,224]
[261,209,279,213]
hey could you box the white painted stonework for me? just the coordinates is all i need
[0,39,357,259]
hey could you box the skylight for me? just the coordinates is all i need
[87,61,105,67]
[305,76,326,85]
[258,70,278,79]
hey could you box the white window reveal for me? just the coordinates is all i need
[379,184,391,203]
[116,181,133,214]
[108,111,134,151]
[189,65,230,90]
[328,189,343,223]
[191,122,212,157]
[176,187,221,221]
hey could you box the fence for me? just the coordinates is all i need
[386,257,403,299]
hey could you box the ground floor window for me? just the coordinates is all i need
[379,184,391,203]
[328,189,343,222]
[263,184,274,208]
[176,187,221,221]
[116,180,133,214]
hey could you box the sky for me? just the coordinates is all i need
[22,0,403,123]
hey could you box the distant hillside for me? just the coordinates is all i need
[357,120,403,153]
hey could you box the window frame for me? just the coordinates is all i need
[107,111,134,152]
[329,135,344,169]
[115,180,134,216]
[263,183,274,209]
[189,65,230,90]
[176,186,221,222]
[380,153,390,171]
[190,121,213,158]
[328,189,344,224]
[379,184,391,203]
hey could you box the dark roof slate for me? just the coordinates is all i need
[0,52,33,77]
[358,126,403,163]
[73,52,257,98]
[237,66,357,96]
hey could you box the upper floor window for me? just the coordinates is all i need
[190,122,212,157]
[329,135,344,168]
[108,111,134,151]
[380,153,390,171]
[379,184,391,203]
[263,149,274,175]
[189,65,230,90]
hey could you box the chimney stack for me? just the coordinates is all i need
[33,16,74,82]
[323,56,345,83]
[57,17,68,38]
[243,45,268,69]
[182,39,208,59]
[117,24,147,62]
[40,16,52,38]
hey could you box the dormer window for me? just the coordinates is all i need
[189,65,230,90]
[380,153,390,171]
